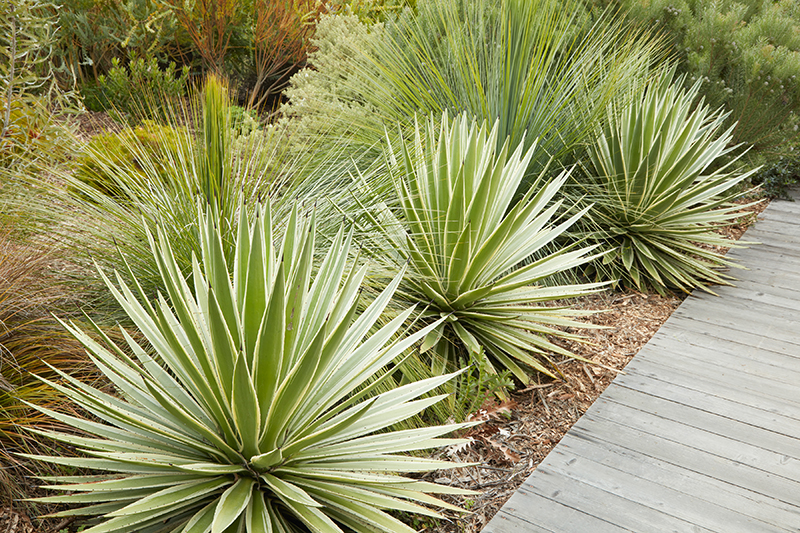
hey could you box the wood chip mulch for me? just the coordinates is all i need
[0,509,36,533]
[73,111,123,142]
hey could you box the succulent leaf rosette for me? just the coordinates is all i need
[26,203,475,533]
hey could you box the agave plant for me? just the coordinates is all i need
[25,203,474,533]
[574,69,759,294]
[355,113,606,383]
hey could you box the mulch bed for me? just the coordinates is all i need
[72,111,124,142]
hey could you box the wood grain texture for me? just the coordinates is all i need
[483,190,800,532]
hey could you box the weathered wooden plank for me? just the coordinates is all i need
[584,397,800,480]
[753,208,800,226]
[679,290,800,324]
[733,240,800,260]
[536,446,776,533]
[663,319,800,359]
[515,466,716,533]
[626,346,800,410]
[744,213,800,235]
[728,271,800,293]
[571,413,800,506]
[751,209,800,224]
[668,305,800,348]
[553,432,800,529]
[483,510,557,533]
[745,225,800,245]
[684,284,798,307]
[728,255,800,280]
[724,278,800,305]
[644,335,800,386]
[754,198,800,214]
[484,494,623,533]
[728,243,800,267]
[601,376,800,448]
[729,253,800,275]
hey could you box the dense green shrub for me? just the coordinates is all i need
[1,0,77,169]
[748,144,800,198]
[54,0,180,84]
[572,69,758,294]
[28,202,474,533]
[88,54,190,121]
[55,0,326,110]
[72,120,187,197]
[276,11,386,157]
[595,0,800,157]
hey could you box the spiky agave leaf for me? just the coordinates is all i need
[354,113,607,384]
[575,68,760,294]
[26,202,476,533]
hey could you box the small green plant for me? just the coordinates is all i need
[28,201,475,533]
[395,348,514,426]
[95,54,190,121]
[748,147,800,200]
[357,113,605,383]
[229,104,261,136]
[574,69,759,294]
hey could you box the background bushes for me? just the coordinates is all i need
[592,0,800,193]
[54,0,335,114]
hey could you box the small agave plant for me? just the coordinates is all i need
[576,68,759,294]
[25,203,475,533]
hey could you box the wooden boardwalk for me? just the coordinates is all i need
[483,190,800,533]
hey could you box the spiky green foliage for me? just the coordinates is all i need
[27,202,474,533]
[356,113,605,383]
[280,0,662,181]
[574,70,759,294]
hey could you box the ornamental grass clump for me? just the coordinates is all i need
[357,113,606,383]
[25,203,475,533]
[575,69,759,294]
[54,75,283,310]
[279,0,662,182]
[0,233,97,504]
